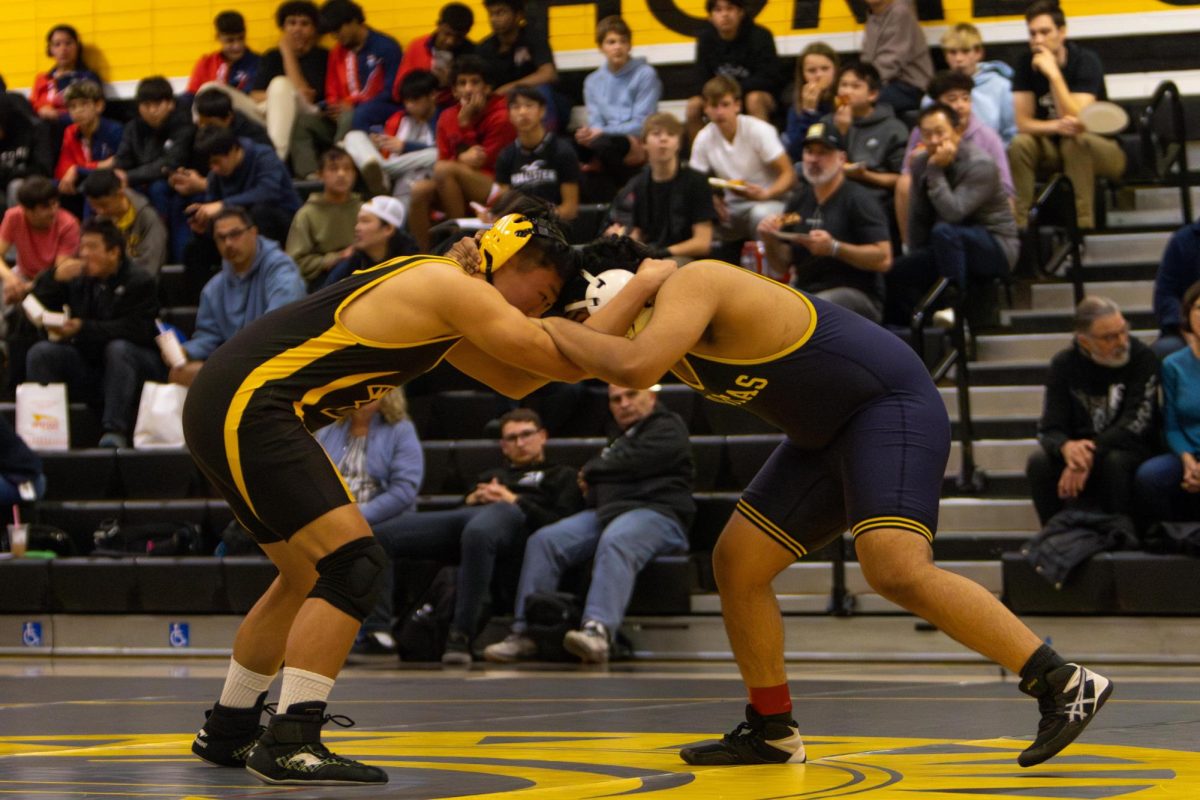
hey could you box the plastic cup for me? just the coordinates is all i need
[8,523,27,557]
[156,331,187,369]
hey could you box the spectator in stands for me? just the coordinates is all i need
[0,94,54,213]
[192,89,273,149]
[886,104,1018,326]
[1009,0,1125,229]
[26,219,159,449]
[783,42,839,163]
[758,123,891,322]
[1136,281,1200,525]
[373,408,581,663]
[609,112,715,264]
[940,23,1016,144]
[322,195,417,286]
[185,11,260,102]
[685,0,782,141]
[286,146,362,289]
[495,87,579,222]
[342,70,439,200]
[822,62,908,210]
[323,0,404,137]
[395,2,476,111]
[116,77,198,261]
[408,56,516,250]
[0,176,80,303]
[168,207,305,388]
[1026,296,1159,525]
[1151,219,1200,359]
[82,169,167,276]
[188,127,302,246]
[316,387,424,656]
[30,25,101,124]
[860,0,933,117]
[54,81,122,203]
[485,384,694,664]
[0,414,44,506]
[575,16,660,175]
[249,1,328,165]
[689,76,795,250]
[476,0,563,127]
[895,71,1013,243]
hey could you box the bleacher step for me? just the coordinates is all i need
[974,329,1156,362]
[940,386,1042,418]
[1082,231,1169,266]
[1001,307,1155,333]
[1030,280,1154,310]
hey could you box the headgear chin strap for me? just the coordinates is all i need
[477,213,565,283]
[564,268,653,338]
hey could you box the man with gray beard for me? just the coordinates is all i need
[1026,296,1160,525]
[758,123,891,322]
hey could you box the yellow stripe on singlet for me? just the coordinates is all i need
[851,516,935,543]
[736,499,807,559]
[223,256,462,517]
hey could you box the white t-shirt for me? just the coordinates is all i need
[688,115,785,192]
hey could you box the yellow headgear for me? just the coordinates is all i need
[477,213,564,282]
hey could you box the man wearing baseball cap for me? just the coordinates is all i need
[322,195,418,286]
[757,122,892,322]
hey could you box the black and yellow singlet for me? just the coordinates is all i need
[182,255,462,543]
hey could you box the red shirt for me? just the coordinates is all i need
[436,95,515,176]
[0,207,80,279]
[394,33,458,108]
[187,51,259,93]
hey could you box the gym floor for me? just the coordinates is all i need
[1,658,1198,798]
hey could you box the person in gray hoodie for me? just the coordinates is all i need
[886,103,1018,325]
[575,16,662,174]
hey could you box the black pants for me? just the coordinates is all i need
[1026,447,1145,525]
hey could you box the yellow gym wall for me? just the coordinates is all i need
[3,0,1195,91]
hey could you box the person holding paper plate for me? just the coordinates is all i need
[24,218,160,449]
[1009,0,1125,229]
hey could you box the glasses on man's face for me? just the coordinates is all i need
[1087,325,1130,344]
[214,227,250,243]
[501,428,541,444]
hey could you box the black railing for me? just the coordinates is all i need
[1138,80,1192,223]
[1028,174,1085,305]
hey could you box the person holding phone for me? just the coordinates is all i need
[758,123,891,322]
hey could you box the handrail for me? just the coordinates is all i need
[1028,174,1085,305]
[1138,80,1191,222]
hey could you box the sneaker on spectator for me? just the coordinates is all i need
[359,157,389,197]
[563,620,610,664]
[98,431,128,449]
[441,629,471,666]
[482,633,537,663]
[351,630,396,655]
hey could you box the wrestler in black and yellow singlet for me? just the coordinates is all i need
[671,287,951,558]
[183,255,462,543]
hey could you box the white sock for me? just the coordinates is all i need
[218,658,276,708]
[278,667,336,714]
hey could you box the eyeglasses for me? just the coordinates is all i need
[501,429,541,443]
[214,227,250,243]
[1086,325,1130,344]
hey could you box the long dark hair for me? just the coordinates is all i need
[46,24,88,73]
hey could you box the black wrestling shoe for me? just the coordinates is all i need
[679,704,806,766]
[244,701,387,785]
[191,692,269,767]
[1019,663,1113,767]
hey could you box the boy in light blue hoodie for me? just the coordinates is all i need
[575,16,662,172]
[941,23,1016,145]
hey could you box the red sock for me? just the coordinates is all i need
[749,683,792,716]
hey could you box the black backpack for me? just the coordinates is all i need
[524,591,582,662]
[91,519,201,557]
[396,565,457,662]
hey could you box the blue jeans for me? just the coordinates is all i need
[887,222,1010,324]
[27,339,166,437]
[1135,453,1200,523]
[370,502,528,635]
[512,508,689,635]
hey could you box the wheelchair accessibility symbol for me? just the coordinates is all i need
[168,622,189,648]
[21,622,42,647]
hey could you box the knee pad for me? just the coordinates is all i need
[308,538,388,622]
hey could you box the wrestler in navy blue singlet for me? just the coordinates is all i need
[671,287,950,558]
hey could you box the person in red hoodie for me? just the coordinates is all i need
[394,2,477,111]
[409,56,515,249]
[184,11,261,102]
[54,81,123,203]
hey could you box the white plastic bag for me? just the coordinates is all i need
[16,382,70,451]
[133,382,188,449]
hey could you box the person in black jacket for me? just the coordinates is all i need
[1026,296,1160,525]
[0,414,45,506]
[685,0,782,140]
[25,219,159,448]
[485,384,694,664]
[369,408,582,662]
[0,93,54,214]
